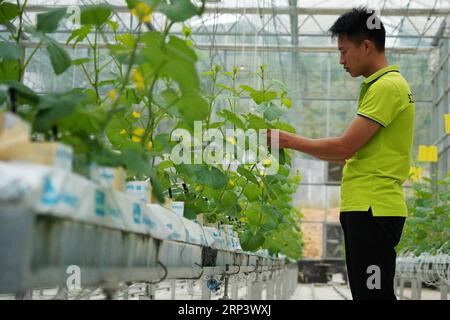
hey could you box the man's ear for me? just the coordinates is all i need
[363,40,373,54]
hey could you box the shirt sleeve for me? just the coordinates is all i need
[357,79,403,128]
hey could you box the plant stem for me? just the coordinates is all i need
[141,61,167,149]
[80,63,95,88]
[15,0,28,82]
[93,27,100,105]
[21,40,42,77]
[101,22,143,132]
[206,71,217,127]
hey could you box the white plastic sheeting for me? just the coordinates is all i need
[0,161,242,252]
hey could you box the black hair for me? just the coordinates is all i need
[329,7,386,52]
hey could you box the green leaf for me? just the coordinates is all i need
[167,35,197,63]
[0,42,23,60]
[120,148,153,176]
[245,204,261,225]
[160,88,180,116]
[247,114,271,130]
[249,90,277,105]
[221,190,238,208]
[0,60,20,81]
[217,109,245,129]
[37,8,68,33]
[163,59,199,94]
[240,84,256,94]
[217,83,237,94]
[1,80,39,104]
[262,205,283,223]
[207,122,223,129]
[263,103,283,121]
[237,166,259,184]
[150,171,165,203]
[115,34,136,49]
[263,91,277,102]
[153,133,174,153]
[175,94,209,123]
[243,183,260,202]
[274,121,296,133]
[34,89,87,131]
[0,89,6,105]
[66,25,92,47]
[0,2,18,24]
[24,29,71,75]
[250,91,264,105]
[158,0,201,22]
[202,187,221,202]
[126,0,138,9]
[107,20,119,32]
[157,160,174,170]
[176,164,228,189]
[104,113,128,146]
[71,58,90,65]
[98,79,116,87]
[46,40,72,75]
[282,98,292,108]
[240,230,265,251]
[140,31,165,63]
[80,5,112,26]
[66,104,106,135]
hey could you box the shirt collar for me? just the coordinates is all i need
[363,65,400,85]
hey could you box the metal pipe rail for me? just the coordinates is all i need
[0,210,297,300]
[395,253,449,300]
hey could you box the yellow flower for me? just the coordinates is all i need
[107,89,118,101]
[132,69,145,91]
[133,127,145,137]
[262,158,272,168]
[132,135,141,143]
[146,141,153,151]
[228,179,236,188]
[131,2,153,23]
[119,129,127,136]
[409,167,422,182]
[226,137,236,145]
[182,25,192,38]
[132,111,141,118]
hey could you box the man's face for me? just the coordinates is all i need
[337,34,368,78]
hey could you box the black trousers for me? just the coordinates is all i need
[339,208,405,300]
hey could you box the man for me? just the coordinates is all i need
[268,7,415,300]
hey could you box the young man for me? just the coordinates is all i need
[268,8,415,300]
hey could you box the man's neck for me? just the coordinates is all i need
[363,56,389,78]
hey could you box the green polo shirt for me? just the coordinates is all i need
[340,65,415,217]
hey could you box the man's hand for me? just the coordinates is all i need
[266,116,380,161]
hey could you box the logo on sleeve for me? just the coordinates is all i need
[408,93,415,104]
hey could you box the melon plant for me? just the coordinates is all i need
[0,0,303,259]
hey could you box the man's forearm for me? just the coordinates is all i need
[286,135,352,160]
